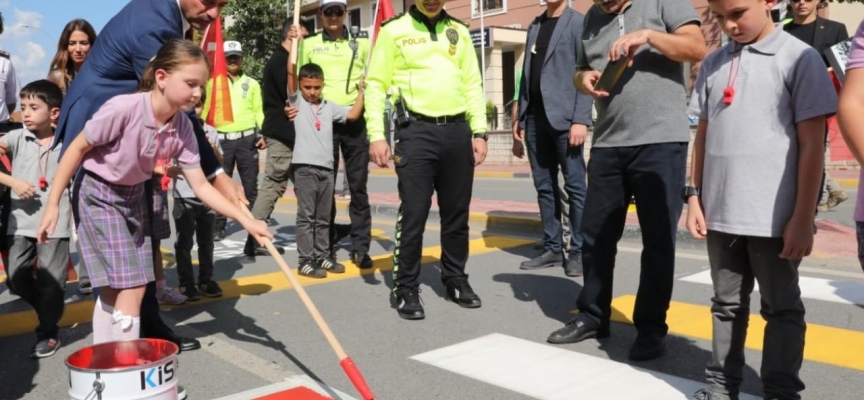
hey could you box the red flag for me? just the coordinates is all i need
[200,18,234,128]
[373,0,396,45]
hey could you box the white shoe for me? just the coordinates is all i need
[157,287,188,305]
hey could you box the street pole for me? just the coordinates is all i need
[479,1,486,98]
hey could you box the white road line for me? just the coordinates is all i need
[680,270,864,306]
[411,333,758,400]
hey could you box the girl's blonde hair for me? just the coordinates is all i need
[138,39,210,92]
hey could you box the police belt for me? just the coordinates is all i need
[408,111,467,125]
[218,128,256,141]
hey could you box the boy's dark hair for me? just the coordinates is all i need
[299,63,324,80]
[20,80,63,109]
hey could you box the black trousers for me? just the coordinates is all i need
[330,119,372,254]
[392,120,474,291]
[173,198,216,287]
[576,142,687,338]
[215,133,259,231]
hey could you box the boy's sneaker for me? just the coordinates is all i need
[78,280,93,295]
[299,261,327,278]
[444,278,482,308]
[692,388,736,400]
[179,284,201,302]
[157,287,187,305]
[394,288,425,320]
[318,258,346,273]
[31,337,61,358]
[198,281,223,298]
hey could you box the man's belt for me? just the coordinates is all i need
[408,112,467,125]
[218,128,256,141]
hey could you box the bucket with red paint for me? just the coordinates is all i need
[66,339,180,400]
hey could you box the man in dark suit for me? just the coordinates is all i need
[516,0,592,277]
[54,0,236,356]
[784,0,850,211]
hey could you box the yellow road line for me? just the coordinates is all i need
[610,295,864,371]
[0,235,532,338]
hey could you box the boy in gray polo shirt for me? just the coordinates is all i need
[287,62,364,278]
[0,80,70,358]
[686,0,837,398]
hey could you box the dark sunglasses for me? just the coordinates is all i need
[323,7,345,17]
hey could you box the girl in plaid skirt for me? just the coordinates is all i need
[37,39,272,344]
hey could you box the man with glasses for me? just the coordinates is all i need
[203,41,267,246]
[298,0,373,269]
[784,0,850,213]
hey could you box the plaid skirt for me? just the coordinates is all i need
[151,174,171,241]
[77,173,154,289]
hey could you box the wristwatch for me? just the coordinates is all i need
[473,132,488,141]
[681,186,701,201]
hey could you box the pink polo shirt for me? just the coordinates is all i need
[82,92,200,186]
[848,21,864,221]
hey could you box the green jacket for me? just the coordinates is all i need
[298,26,371,107]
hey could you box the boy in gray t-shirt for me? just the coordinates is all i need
[286,61,364,278]
[686,0,837,398]
[0,80,70,358]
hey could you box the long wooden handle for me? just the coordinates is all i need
[289,0,302,66]
[242,207,347,359]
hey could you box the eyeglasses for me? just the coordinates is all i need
[323,7,345,17]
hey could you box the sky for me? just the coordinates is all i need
[0,0,127,89]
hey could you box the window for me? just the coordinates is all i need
[348,7,362,29]
[472,0,506,18]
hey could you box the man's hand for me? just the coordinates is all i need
[511,139,525,159]
[780,216,814,260]
[255,137,267,150]
[609,29,652,67]
[473,137,488,166]
[283,25,300,49]
[369,140,391,168]
[212,173,250,208]
[574,70,609,98]
[686,197,707,239]
[569,124,587,147]
[284,103,299,121]
[166,166,183,179]
[11,178,36,199]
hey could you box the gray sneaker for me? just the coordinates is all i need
[692,388,736,400]
[520,250,564,270]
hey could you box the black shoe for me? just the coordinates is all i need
[547,317,610,344]
[213,228,225,242]
[244,235,285,256]
[394,288,425,320]
[198,281,223,298]
[351,251,374,269]
[520,250,564,270]
[445,278,482,308]
[628,335,665,361]
[318,258,346,273]
[564,256,583,277]
[179,284,201,302]
[146,329,202,352]
[31,337,61,358]
[298,261,327,278]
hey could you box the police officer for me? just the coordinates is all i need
[298,0,373,268]
[204,40,265,241]
[366,1,488,320]
[0,12,20,134]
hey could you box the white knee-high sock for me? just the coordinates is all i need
[110,310,140,342]
[91,296,114,344]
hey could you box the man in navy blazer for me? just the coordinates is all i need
[516,0,593,277]
[55,0,231,355]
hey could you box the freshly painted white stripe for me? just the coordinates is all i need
[680,270,864,306]
[212,375,356,400]
[411,333,758,400]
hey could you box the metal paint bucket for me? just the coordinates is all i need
[66,339,180,400]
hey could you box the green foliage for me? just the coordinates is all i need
[222,0,292,81]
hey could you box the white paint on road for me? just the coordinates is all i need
[680,270,864,306]
[411,333,758,400]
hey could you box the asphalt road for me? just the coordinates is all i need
[1,199,863,399]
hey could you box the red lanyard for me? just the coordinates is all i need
[310,103,321,131]
[36,145,49,191]
[724,43,742,105]
[153,117,175,191]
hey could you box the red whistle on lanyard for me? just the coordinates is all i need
[161,175,171,191]
[315,121,321,131]
[39,175,47,191]
[723,87,734,105]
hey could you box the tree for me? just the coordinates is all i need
[223,0,292,80]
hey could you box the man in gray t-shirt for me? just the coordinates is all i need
[546,0,706,362]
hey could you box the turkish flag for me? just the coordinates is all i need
[373,0,396,45]
[200,17,234,128]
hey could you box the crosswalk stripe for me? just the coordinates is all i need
[0,235,532,338]
[611,295,864,371]
[411,333,759,400]
[679,270,864,306]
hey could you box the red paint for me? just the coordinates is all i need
[254,387,333,400]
